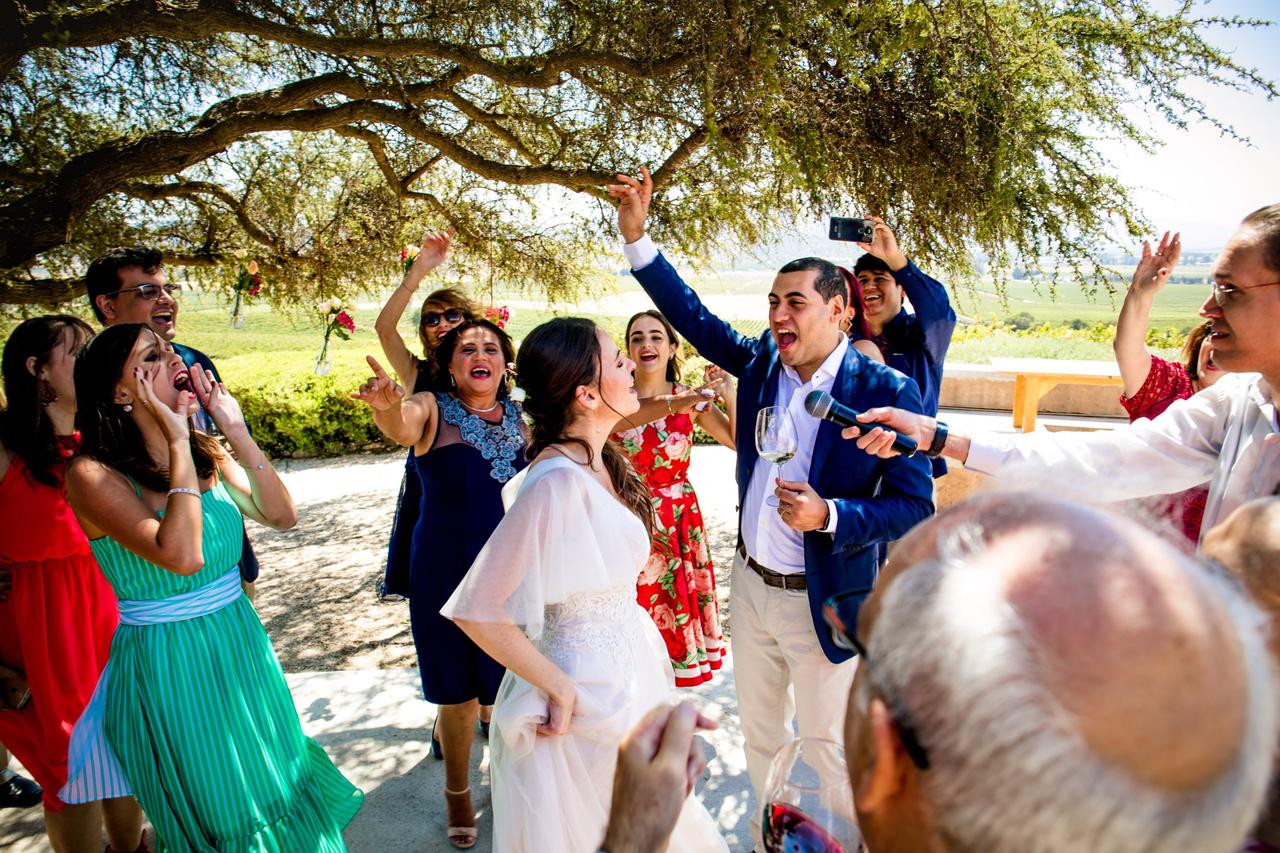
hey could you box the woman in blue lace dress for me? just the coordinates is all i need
[352,319,524,850]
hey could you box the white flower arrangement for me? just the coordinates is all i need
[509,386,527,403]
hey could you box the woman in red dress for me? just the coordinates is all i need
[0,316,145,852]
[1113,231,1226,544]
[611,310,736,686]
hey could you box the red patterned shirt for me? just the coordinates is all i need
[1119,355,1206,544]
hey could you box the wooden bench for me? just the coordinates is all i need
[989,358,1125,432]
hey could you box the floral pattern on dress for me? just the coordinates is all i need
[613,388,724,686]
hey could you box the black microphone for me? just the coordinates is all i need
[803,390,918,457]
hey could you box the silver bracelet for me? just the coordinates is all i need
[167,487,201,498]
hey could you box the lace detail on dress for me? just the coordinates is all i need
[541,588,650,659]
[437,393,525,482]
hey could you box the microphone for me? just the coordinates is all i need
[803,390,918,457]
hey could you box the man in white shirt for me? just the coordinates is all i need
[608,169,934,849]
[844,204,1280,542]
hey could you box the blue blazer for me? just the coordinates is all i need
[633,252,936,663]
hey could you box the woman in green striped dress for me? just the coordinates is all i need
[63,324,362,851]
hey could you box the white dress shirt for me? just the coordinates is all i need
[624,234,840,574]
[964,372,1279,543]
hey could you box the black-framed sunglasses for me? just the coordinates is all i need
[823,586,931,770]
[422,307,465,328]
[107,282,182,300]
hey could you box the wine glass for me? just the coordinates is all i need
[762,737,862,853]
[756,406,799,508]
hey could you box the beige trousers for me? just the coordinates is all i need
[731,549,857,849]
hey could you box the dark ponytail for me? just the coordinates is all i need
[517,317,654,534]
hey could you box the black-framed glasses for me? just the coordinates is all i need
[1210,279,1280,307]
[823,586,931,770]
[422,307,464,328]
[106,282,182,300]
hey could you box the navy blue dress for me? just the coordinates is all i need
[409,393,526,705]
[381,360,440,599]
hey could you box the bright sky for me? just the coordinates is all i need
[1104,0,1279,250]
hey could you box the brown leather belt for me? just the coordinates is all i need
[737,542,807,591]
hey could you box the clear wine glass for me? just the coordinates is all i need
[755,406,799,508]
[762,738,862,853]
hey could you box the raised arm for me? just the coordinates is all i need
[375,228,455,386]
[189,366,296,530]
[66,375,205,575]
[351,355,436,448]
[1115,232,1181,397]
[612,379,721,435]
[608,169,757,374]
[696,365,736,450]
[859,216,956,360]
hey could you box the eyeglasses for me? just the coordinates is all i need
[1210,279,1280,307]
[106,282,182,300]
[823,586,932,770]
[422,307,465,328]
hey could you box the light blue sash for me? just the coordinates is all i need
[60,571,243,804]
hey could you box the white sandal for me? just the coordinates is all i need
[444,785,478,850]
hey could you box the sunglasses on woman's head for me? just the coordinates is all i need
[422,307,465,328]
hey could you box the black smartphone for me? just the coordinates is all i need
[828,216,876,243]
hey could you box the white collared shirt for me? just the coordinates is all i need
[624,234,840,574]
[964,372,1280,543]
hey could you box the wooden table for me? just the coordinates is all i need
[989,358,1125,432]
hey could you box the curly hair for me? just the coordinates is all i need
[418,287,479,356]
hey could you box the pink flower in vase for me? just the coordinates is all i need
[337,311,356,333]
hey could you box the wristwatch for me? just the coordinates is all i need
[925,421,949,458]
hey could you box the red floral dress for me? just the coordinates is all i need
[612,391,724,687]
[1120,354,1207,544]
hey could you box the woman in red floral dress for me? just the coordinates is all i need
[1113,231,1226,544]
[612,311,736,686]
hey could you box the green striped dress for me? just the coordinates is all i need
[88,479,362,852]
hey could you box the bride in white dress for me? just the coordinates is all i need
[442,318,727,852]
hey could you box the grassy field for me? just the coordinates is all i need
[176,265,1203,371]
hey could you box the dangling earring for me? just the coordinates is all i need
[38,378,58,407]
[122,403,133,413]
[449,373,456,388]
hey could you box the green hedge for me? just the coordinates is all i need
[223,349,398,458]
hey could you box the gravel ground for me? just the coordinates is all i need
[252,445,741,672]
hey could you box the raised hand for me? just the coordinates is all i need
[702,364,735,402]
[857,215,908,271]
[606,166,653,243]
[189,367,246,435]
[658,377,722,415]
[135,366,195,442]
[411,227,456,277]
[350,355,405,411]
[1129,231,1181,297]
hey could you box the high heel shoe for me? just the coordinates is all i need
[444,785,478,849]
[431,715,443,760]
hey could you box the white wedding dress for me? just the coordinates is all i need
[442,456,728,853]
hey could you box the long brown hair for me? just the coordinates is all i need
[418,287,478,356]
[1182,321,1213,383]
[625,310,683,383]
[0,315,94,486]
[517,317,653,534]
[75,324,222,493]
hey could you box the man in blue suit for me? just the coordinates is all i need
[610,169,934,848]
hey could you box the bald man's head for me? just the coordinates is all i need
[846,494,1277,853]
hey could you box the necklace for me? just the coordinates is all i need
[461,399,500,414]
[437,394,525,482]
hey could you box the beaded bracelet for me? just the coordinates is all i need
[167,487,201,498]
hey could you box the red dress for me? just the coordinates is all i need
[1119,354,1208,544]
[613,393,724,686]
[0,437,118,810]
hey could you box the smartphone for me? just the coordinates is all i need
[829,216,876,243]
